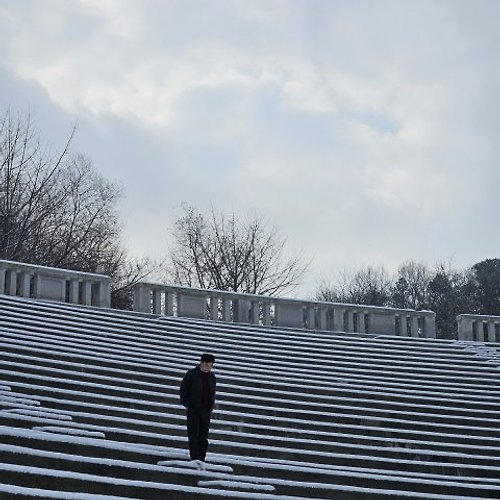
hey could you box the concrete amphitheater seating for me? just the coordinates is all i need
[0,294,499,499]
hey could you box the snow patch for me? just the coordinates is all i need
[198,480,275,492]
[2,409,73,421]
[158,459,233,473]
[0,483,132,499]
[31,426,106,439]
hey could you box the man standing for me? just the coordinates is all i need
[179,353,216,469]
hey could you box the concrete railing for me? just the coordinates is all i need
[0,260,111,308]
[457,314,500,343]
[133,282,436,338]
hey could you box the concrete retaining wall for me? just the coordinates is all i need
[133,282,436,338]
[0,259,111,308]
[457,314,500,343]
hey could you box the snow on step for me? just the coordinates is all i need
[209,452,500,486]
[198,480,275,492]
[2,316,496,394]
[4,349,500,408]
[0,462,331,500]
[2,408,73,421]
[158,459,234,473]
[455,341,500,367]
[0,304,488,372]
[0,396,40,408]
[1,322,488,379]
[1,295,500,499]
[5,367,500,431]
[0,483,134,500]
[32,426,106,439]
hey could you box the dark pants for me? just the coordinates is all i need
[186,407,211,461]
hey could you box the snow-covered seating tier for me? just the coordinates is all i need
[0,294,499,500]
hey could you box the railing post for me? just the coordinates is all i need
[306,306,315,330]
[318,307,328,331]
[133,283,151,313]
[411,315,419,338]
[69,279,79,304]
[487,321,496,343]
[423,312,436,338]
[222,298,231,322]
[346,310,355,333]
[457,315,474,341]
[333,307,344,332]
[262,302,271,325]
[20,272,31,297]
[250,300,260,325]
[98,280,111,308]
[7,270,17,295]
[475,320,484,342]
[210,296,219,321]
[166,291,175,316]
[357,311,366,333]
[82,281,92,306]
[234,299,250,323]
[152,289,162,315]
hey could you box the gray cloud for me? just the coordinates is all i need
[1,0,499,295]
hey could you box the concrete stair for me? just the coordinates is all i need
[0,294,499,499]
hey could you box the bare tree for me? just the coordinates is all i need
[0,109,72,261]
[392,261,431,310]
[315,266,393,306]
[0,108,155,308]
[0,110,121,268]
[166,204,307,296]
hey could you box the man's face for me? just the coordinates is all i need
[200,361,213,373]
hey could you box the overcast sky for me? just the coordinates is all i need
[1,0,499,296]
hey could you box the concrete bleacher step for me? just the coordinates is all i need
[3,402,500,481]
[0,310,496,396]
[2,311,497,384]
[31,426,106,439]
[4,393,499,458]
[3,363,499,434]
[1,434,500,499]
[197,480,276,492]
[4,353,497,434]
[0,484,133,500]
[1,294,500,499]
[0,463,332,500]
[1,372,498,460]
[1,322,498,408]
[1,330,499,412]
[2,348,499,425]
[157,459,234,472]
[0,297,472,360]
[3,391,499,473]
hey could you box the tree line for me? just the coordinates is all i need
[0,109,153,308]
[0,109,304,307]
[1,109,498,338]
[315,260,500,339]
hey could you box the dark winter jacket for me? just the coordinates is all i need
[180,365,216,411]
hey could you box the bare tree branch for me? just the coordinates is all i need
[165,204,307,296]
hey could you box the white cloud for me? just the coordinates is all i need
[1,0,500,293]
